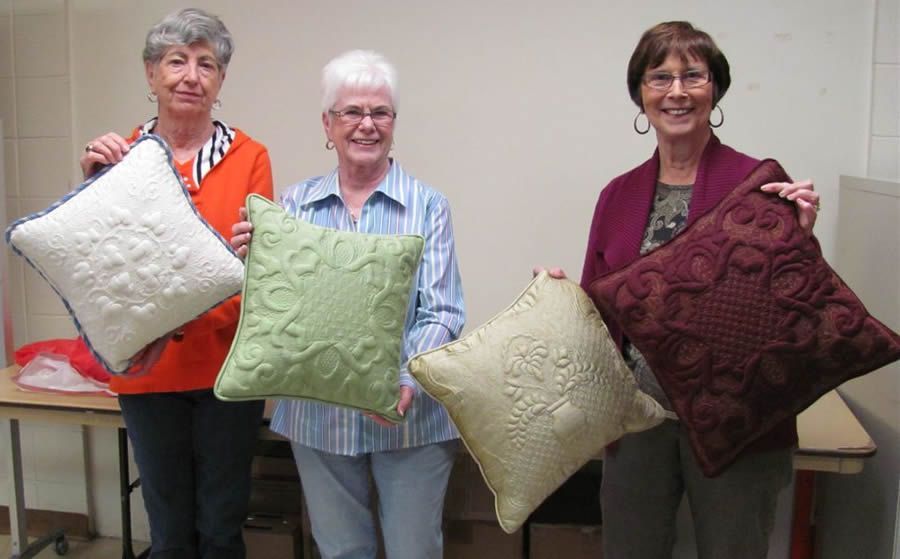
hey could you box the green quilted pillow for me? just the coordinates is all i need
[214,194,424,422]
[408,272,667,533]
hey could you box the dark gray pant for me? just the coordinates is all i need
[119,390,264,559]
[601,420,792,559]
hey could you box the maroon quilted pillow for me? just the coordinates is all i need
[588,159,900,477]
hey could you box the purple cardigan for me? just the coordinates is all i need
[581,135,798,451]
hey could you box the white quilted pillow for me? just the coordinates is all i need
[5,135,244,374]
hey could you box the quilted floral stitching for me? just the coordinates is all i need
[409,273,666,532]
[590,160,900,476]
[215,195,425,421]
[5,135,244,373]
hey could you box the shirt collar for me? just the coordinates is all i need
[137,117,236,189]
[303,159,413,208]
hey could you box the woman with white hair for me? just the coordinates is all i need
[232,50,465,559]
[79,7,273,558]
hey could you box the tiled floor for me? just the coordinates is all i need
[0,534,148,558]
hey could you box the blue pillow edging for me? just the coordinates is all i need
[4,134,243,375]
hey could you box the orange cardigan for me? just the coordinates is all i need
[110,127,274,394]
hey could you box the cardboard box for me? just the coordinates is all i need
[529,523,602,559]
[444,519,523,559]
[300,502,317,559]
[244,514,302,559]
[249,478,304,516]
[530,469,602,525]
[443,455,603,524]
[443,453,497,521]
[252,438,298,481]
[252,456,300,481]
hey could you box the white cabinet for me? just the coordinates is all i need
[818,175,900,559]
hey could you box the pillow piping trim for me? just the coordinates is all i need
[410,270,559,533]
[214,193,426,423]
[588,158,900,475]
[4,134,243,374]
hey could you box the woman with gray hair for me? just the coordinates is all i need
[78,8,273,558]
[231,49,465,559]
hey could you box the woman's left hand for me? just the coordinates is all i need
[760,179,819,232]
[365,386,414,427]
[230,207,253,259]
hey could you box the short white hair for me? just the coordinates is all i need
[321,50,398,112]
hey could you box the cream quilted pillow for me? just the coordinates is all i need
[5,135,244,374]
[408,272,666,533]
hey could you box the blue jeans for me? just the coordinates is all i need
[119,390,264,559]
[291,440,458,559]
[601,420,793,559]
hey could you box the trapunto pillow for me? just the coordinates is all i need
[408,272,667,533]
[588,159,900,477]
[5,135,244,374]
[214,194,424,423]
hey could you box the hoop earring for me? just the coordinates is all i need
[213,99,222,110]
[147,91,158,103]
[325,140,335,150]
[633,111,650,135]
[709,105,724,128]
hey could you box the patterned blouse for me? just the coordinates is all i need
[624,182,692,413]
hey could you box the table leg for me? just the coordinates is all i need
[790,469,817,559]
[118,428,137,559]
[5,418,28,556]
[80,425,97,538]
[5,418,67,559]
[118,428,150,559]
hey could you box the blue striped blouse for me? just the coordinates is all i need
[268,160,466,454]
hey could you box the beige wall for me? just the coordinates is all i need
[0,0,151,538]
[868,0,900,181]
[0,0,890,546]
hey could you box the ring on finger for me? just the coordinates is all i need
[84,142,94,153]
[815,200,821,211]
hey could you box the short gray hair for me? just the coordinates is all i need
[321,50,398,112]
[143,8,234,70]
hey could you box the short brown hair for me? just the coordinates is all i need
[626,21,730,110]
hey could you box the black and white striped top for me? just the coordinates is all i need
[137,117,235,189]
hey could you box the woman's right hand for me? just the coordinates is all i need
[532,266,567,279]
[230,206,253,259]
[79,132,130,179]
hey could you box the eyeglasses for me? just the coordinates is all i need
[643,70,711,91]
[328,107,396,126]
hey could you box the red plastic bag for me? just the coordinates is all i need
[15,338,111,384]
